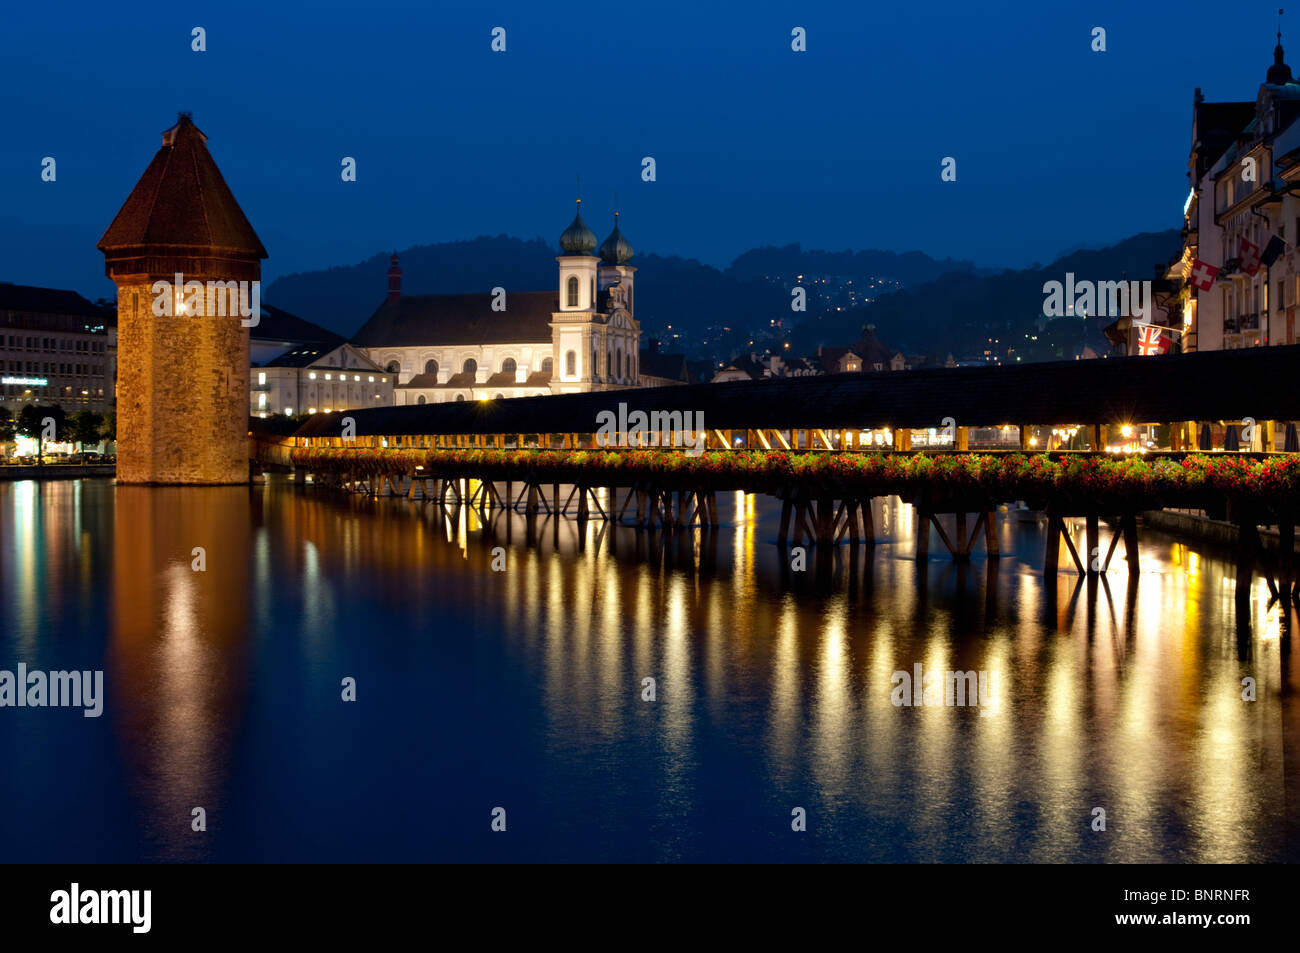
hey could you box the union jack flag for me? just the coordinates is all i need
[1136,324,1169,356]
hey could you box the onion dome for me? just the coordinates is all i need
[559,199,598,255]
[599,212,634,264]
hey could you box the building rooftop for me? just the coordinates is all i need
[0,282,111,320]
[97,113,267,257]
[352,291,558,347]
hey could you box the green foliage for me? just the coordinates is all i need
[69,411,105,450]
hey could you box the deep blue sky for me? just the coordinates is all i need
[0,0,1286,300]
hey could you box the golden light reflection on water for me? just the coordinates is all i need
[4,477,1296,862]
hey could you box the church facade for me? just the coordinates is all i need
[353,203,643,404]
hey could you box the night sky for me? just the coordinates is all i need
[0,0,1286,299]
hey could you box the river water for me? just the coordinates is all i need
[0,476,1295,862]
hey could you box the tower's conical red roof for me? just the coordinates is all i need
[98,113,267,258]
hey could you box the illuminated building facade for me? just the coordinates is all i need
[0,283,115,412]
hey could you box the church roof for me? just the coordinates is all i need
[352,291,558,347]
[98,114,267,257]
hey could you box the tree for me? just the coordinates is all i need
[16,404,68,464]
[103,411,116,443]
[69,411,104,457]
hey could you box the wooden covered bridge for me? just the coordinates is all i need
[253,345,1300,600]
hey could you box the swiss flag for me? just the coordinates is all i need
[1240,237,1261,275]
[1188,258,1218,290]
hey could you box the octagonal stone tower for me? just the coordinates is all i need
[98,113,267,484]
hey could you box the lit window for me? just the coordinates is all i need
[325,373,332,380]
[368,376,374,382]
[309,372,317,380]
[258,371,266,385]
[308,407,317,414]
[285,408,293,415]
[354,375,360,381]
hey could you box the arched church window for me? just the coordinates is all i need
[424,359,438,375]
[565,350,576,377]
[566,276,579,308]
[501,357,516,375]
[417,395,426,405]
[541,357,553,375]
[615,347,623,381]
[455,394,465,401]
[385,360,400,374]
[463,358,477,375]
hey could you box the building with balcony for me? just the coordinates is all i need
[1177,34,1300,351]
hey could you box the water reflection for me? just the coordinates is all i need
[0,477,1295,862]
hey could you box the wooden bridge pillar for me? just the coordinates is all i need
[1044,511,1060,576]
[1236,520,1260,604]
[984,506,999,556]
[1122,512,1140,576]
[1281,521,1296,604]
[1086,514,1100,576]
[915,502,930,561]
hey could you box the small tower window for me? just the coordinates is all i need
[565,350,576,377]
[424,359,438,375]
[463,358,477,375]
[501,357,517,375]
[567,276,579,308]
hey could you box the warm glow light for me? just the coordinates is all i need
[1121,424,1133,438]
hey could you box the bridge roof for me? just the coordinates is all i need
[290,345,1300,438]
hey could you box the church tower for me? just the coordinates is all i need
[98,114,267,484]
[550,199,600,392]
[598,212,640,386]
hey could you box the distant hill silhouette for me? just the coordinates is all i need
[787,230,1182,362]
[263,236,981,345]
[725,244,984,285]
